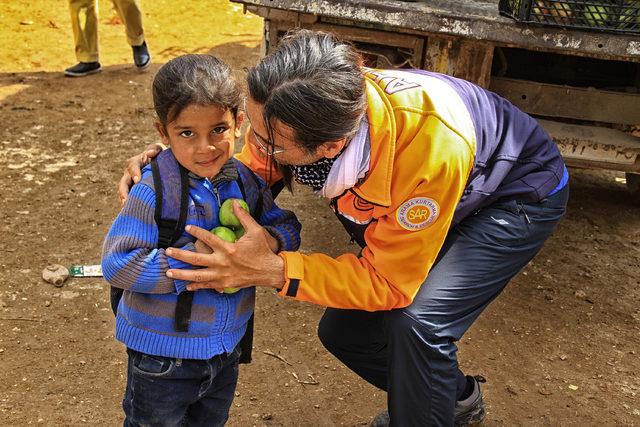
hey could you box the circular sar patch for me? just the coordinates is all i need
[396,197,439,231]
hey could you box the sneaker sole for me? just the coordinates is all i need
[64,68,102,77]
[455,405,486,426]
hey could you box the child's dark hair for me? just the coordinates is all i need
[152,54,242,127]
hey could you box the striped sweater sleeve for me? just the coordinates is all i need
[101,182,196,294]
[256,181,301,253]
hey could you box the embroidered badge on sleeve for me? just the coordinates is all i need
[396,197,439,231]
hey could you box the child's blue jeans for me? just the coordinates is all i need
[123,346,241,427]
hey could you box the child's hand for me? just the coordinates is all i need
[194,239,213,255]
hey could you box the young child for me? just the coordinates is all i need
[102,54,301,426]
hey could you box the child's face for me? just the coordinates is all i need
[157,104,243,179]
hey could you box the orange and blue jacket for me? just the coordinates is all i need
[237,68,565,311]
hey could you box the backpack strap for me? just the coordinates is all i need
[174,291,194,333]
[151,150,191,250]
[151,150,194,333]
[234,160,264,220]
[238,313,254,364]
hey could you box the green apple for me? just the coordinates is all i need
[619,1,639,27]
[584,5,608,26]
[211,226,237,243]
[234,227,246,240]
[219,198,249,229]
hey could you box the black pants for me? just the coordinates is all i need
[318,186,569,426]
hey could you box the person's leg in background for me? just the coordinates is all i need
[112,0,150,69]
[66,0,102,76]
[320,186,569,426]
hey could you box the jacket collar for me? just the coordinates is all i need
[350,76,396,207]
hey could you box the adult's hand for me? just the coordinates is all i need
[166,201,285,292]
[117,143,164,205]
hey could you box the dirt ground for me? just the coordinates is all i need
[1,1,639,425]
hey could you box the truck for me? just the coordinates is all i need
[229,0,640,199]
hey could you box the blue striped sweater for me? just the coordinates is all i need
[102,156,301,359]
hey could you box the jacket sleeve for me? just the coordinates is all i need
[101,182,197,294]
[235,126,284,187]
[275,122,474,310]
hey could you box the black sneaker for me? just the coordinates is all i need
[454,375,487,426]
[369,376,487,427]
[64,62,101,77]
[132,41,151,70]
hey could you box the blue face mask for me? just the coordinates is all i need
[291,156,338,192]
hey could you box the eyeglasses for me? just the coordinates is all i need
[251,129,286,156]
[243,98,288,156]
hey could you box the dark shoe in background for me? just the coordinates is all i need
[132,41,151,70]
[64,62,102,77]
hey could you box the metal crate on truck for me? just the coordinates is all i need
[499,0,640,34]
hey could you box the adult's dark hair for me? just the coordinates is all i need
[152,54,242,127]
[247,29,366,154]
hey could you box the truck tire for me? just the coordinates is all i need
[625,173,640,203]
